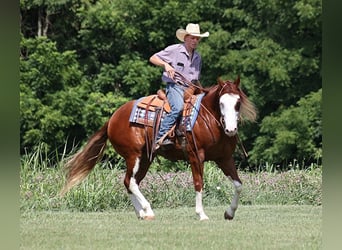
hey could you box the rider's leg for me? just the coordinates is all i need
[155,83,184,143]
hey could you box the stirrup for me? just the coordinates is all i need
[160,138,174,146]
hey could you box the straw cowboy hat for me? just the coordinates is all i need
[176,23,209,42]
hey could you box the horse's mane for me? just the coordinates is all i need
[239,89,257,123]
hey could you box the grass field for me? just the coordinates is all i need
[21,205,321,250]
[20,147,322,249]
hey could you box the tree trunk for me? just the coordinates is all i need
[37,7,49,37]
[37,8,42,37]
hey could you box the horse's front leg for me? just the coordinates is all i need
[224,176,242,220]
[189,157,209,221]
[219,157,242,220]
[195,188,209,221]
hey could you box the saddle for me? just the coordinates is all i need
[130,88,205,160]
[136,89,197,118]
[136,90,171,113]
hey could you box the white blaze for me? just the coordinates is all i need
[219,93,240,136]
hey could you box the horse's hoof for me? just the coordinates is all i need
[143,215,155,221]
[224,211,234,220]
[199,216,209,221]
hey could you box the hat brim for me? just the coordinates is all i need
[176,29,209,42]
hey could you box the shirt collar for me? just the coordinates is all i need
[181,43,198,60]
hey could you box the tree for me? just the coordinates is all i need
[20,37,87,153]
[249,89,322,167]
[20,0,73,37]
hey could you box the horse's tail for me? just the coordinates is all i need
[59,121,109,196]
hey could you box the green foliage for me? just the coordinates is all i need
[20,37,129,156]
[75,0,157,73]
[81,91,129,135]
[110,54,162,98]
[20,37,86,152]
[20,37,81,97]
[250,89,322,166]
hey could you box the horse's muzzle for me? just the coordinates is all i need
[220,117,238,137]
[225,128,237,137]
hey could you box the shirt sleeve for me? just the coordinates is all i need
[154,44,179,66]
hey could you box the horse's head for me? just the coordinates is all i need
[217,77,242,137]
[201,76,257,137]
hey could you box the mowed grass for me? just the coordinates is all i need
[21,205,321,250]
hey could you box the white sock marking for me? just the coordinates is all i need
[226,177,242,218]
[195,190,209,220]
[129,158,154,218]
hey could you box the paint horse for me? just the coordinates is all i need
[60,77,257,220]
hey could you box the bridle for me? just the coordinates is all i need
[218,82,241,129]
[216,81,242,128]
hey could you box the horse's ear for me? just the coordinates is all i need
[235,75,240,87]
[217,77,224,86]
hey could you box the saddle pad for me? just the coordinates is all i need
[129,93,205,131]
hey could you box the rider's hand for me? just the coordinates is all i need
[164,63,175,80]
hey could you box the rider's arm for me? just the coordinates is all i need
[149,55,175,79]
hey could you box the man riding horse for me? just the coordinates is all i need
[149,23,209,149]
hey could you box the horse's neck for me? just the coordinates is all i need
[200,90,221,121]
[202,87,219,109]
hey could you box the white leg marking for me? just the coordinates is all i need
[131,194,144,218]
[226,177,242,219]
[195,190,209,221]
[129,158,155,219]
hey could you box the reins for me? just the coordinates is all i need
[174,71,220,141]
[174,71,208,93]
[236,133,248,159]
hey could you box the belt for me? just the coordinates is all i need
[166,81,189,88]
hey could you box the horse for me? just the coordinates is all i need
[60,77,257,221]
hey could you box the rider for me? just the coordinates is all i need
[149,23,209,148]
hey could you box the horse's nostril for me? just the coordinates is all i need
[225,127,238,137]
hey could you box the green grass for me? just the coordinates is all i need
[21,205,322,250]
[20,146,322,249]
[20,160,322,211]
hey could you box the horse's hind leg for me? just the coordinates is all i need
[218,157,242,220]
[124,156,154,220]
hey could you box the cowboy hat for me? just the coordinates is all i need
[176,23,209,42]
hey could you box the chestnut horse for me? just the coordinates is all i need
[60,77,257,220]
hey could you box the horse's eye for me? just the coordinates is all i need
[235,101,241,111]
[220,102,224,110]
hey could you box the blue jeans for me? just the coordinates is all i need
[156,82,184,141]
